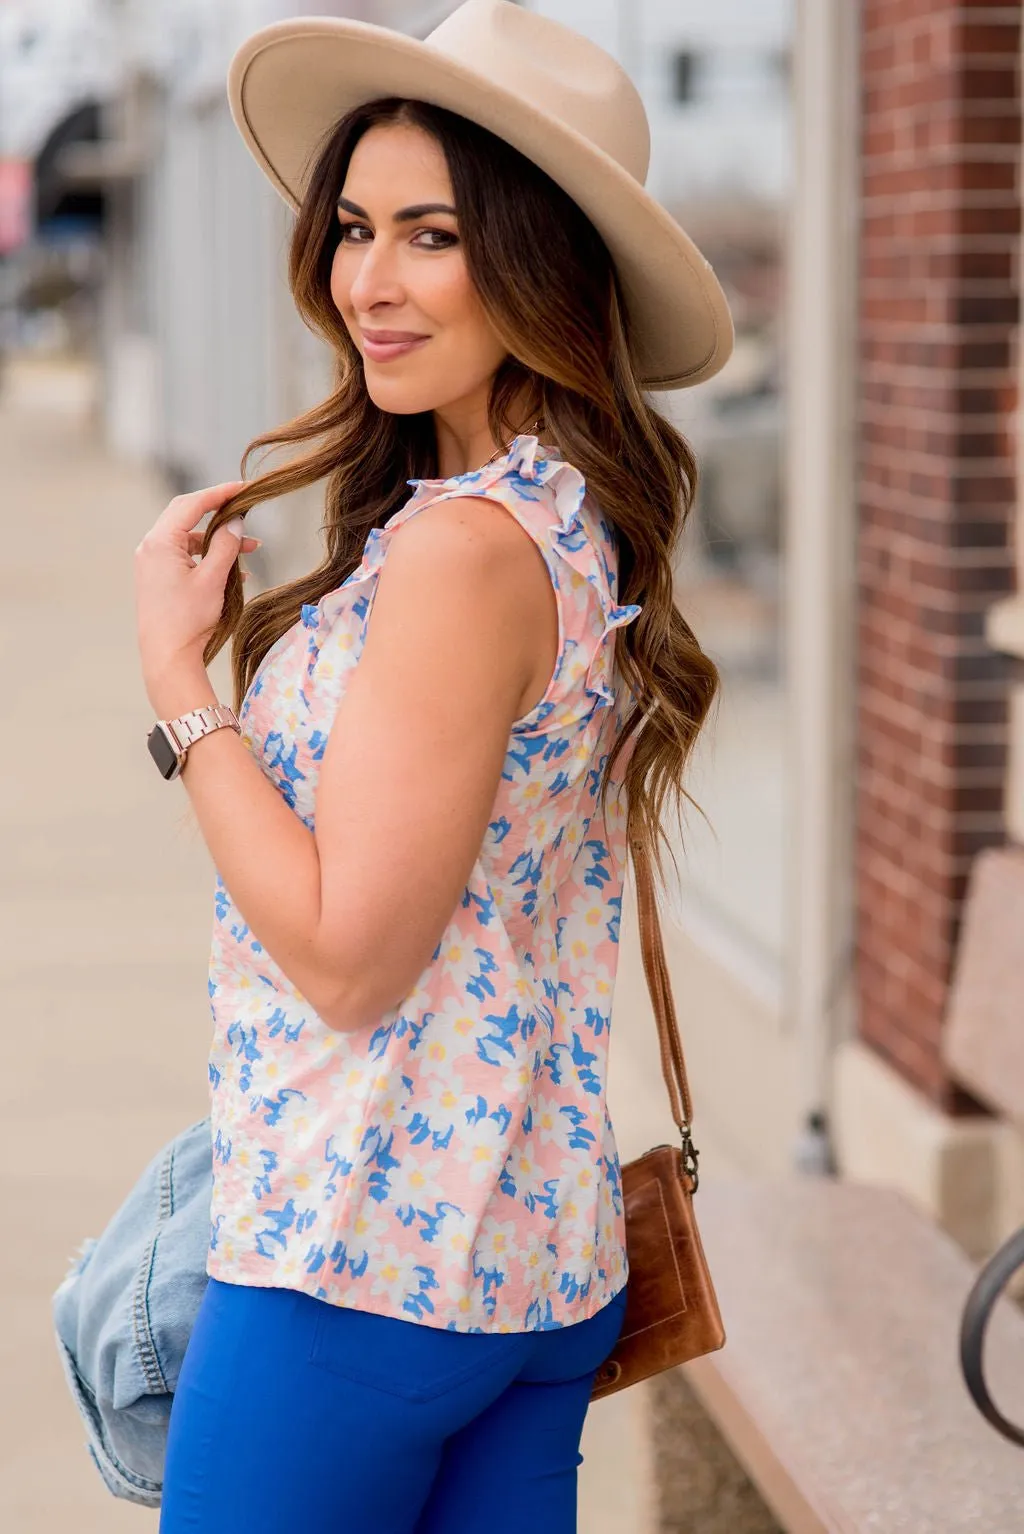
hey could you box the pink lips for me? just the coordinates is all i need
[361,328,430,362]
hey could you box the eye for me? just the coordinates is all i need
[336,218,372,244]
[412,229,459,251]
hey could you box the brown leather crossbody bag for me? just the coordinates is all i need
[590,835,726,1399]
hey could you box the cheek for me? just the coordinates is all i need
[329,247,351,316]
[422,258,475,326]
[429,264,505,371]
[330,249,380,358]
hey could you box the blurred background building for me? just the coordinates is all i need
[5,0,1024,1524]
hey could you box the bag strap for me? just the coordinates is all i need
[630,835,700,1184]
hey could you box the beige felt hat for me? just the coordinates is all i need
[227,0,734,390]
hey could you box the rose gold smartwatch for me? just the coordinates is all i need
[147,704,241,780]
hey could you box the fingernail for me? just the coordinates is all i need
[226,515,245,539]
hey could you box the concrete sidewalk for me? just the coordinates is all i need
[0,356,678,1532]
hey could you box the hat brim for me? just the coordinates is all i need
[228,17,734,390]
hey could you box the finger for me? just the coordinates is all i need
[187,530,260,554]
[194,515,249,589]
[159,480,248,536]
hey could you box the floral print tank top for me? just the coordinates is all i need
[206,433,641,1331]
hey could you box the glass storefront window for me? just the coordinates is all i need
[649,1,793,968]
[535,0,793,967]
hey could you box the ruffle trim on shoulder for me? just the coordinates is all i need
[496,436,642,713]
[302,448,522,633]
[309,434,641,715]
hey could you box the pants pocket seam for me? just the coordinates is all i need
[307,1305,525,1403]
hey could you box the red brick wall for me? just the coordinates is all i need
[857,1,1020,1106]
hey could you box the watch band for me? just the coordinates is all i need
[167,703,241,751]
[147,703,241,780]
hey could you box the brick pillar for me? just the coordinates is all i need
[856,3,1021,1107]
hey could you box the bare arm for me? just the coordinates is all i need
[153,494,556,1030]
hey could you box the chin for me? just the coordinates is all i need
[363,370,440,417]
[365,392,437,416]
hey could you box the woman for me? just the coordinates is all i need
[135,3,732,1529]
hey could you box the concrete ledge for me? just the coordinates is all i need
[684,1180,1024,1533]
[831,1038,1005,1258]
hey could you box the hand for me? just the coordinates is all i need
[134,480,261,710]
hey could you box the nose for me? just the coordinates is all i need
[346,232,404,317]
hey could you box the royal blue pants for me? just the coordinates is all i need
[159,1275,628,1533]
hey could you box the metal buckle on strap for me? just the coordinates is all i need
[681,1126,700,1192]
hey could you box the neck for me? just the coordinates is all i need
[432,393,537,479]
[433,416,498,480]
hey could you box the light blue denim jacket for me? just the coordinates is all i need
[51,1117,212,1508]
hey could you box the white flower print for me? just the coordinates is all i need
[551,1154,602,1233]
[473,1216,520,1272]
[403,1068,469,1152]
[415,994,481,1070]
[453,1111,512,1186]
[496,1055,535,1102]
[434,1205,477,1269]
[342,1208,391,1266]
[500,1137,560,1210]
[563,888,607,976]
[517,1224,558,1284]
[385,1154,448,1214]
[572,959,616,1027]
[366,1243,431,1310]
[531,1092,569,1150]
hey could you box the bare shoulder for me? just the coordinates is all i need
[383,494,553,615]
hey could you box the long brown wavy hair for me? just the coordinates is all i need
[200,97,719,887]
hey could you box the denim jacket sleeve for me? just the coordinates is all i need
[51,1116,213,1508]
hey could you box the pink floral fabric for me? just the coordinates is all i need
[206,434,641,1331]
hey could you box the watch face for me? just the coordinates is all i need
[147,723,182,780]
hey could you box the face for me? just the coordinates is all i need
[330,121,507,418]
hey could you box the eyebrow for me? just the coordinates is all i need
[336,196,457,222]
